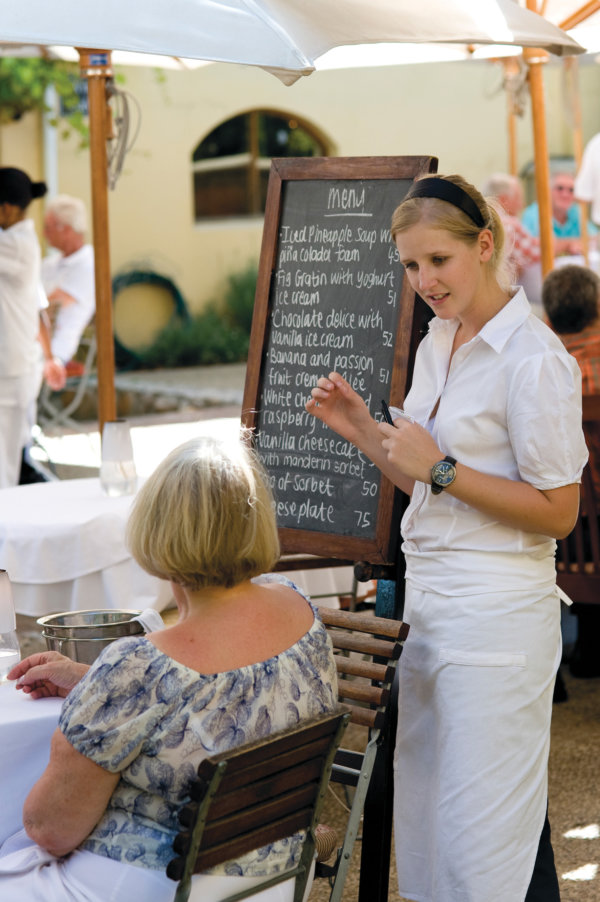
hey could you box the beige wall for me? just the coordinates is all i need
[2,55,600,319]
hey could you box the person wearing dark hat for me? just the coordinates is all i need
[0,167,64,488]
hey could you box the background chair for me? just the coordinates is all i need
[315,607,409,902]
[37,327,97,432]
[556,393,600,603]
[167,708,350,902]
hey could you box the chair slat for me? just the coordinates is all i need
[336,681,388,708]
[194,810,314,873]
[199,759,326,821]
[196,717,341,778]
[334,655,394,683]
[319,607,409,640]
[326,629,401,659]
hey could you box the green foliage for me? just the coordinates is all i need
[0,57,88,143]
[136,307,250,369]
[132,263,258,370]
[221,261,258,333]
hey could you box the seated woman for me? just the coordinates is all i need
[1,435,338,902]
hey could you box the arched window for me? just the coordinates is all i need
[192,110,327,220]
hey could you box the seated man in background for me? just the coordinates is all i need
[482,172,576,317]
[543,263,600,680]
[522,170,592,252]
[41,195,95,368]
[481,173,541,279]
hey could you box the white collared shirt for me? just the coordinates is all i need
[0,219,42,377]
[401,287,588,596]
[42,244,95,363]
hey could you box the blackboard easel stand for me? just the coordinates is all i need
[354,562,405,902]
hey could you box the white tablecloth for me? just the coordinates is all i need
[0,479,172,616]
[0,683,63,847]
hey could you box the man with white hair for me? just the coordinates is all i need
[41,194,95,365]
[481,173,542,279]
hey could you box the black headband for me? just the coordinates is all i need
[405,177,486,229]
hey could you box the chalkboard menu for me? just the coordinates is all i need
[242,157,436,564]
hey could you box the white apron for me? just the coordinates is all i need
[393,581,561,902]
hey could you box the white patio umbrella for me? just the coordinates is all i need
[0,0,584,429]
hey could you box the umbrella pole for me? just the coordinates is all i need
[523,43,553,278]
[78,49,117,434]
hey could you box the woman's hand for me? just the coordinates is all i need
[8,652,90,699]
[378,419,442,484]
[306,372,374,446]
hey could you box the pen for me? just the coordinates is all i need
[381,399,415,425]
[381,399,394,425]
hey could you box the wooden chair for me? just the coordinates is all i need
[556,394,600,605]
[315,607,410,902]
[167,708,350,902]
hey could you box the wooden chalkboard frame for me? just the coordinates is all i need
[242,156,437,564]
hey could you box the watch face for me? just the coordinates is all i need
[432,460,456,486]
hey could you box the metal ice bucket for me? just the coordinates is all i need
[37,609,144,664]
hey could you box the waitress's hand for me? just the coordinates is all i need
[8,652,90,699]
[378,419,443,484]
[306,372,374,445]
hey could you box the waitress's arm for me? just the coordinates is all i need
[379,421,580,539]
[442,467,579,539]
[22,728,119,857]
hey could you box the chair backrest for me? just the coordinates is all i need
[318,607,409,731]
[556,394,600,604]
[314,606,409,902]
[167,708,350,902]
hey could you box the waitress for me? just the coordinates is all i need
[306,174,587,901]
[0,167,63,488]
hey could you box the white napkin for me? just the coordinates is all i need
[132,608,165,633]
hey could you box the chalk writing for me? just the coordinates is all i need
[255,177,412,537]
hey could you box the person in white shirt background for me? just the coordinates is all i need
[307,174,587,902]
[575,132,600,230]
[0,168,65,489]
[41,195,96,368]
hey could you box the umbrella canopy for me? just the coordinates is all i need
[0,0,584,84]
[0,0,584,431]
[539,1,600,50]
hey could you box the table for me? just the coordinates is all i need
[0,682,62,846]
[0,479,173,617]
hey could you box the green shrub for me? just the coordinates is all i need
[133,262,257,370]
[136,306,249,369]
[221,262,258,334]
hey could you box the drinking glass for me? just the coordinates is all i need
[0,570,20,682]
[100,419,137,497]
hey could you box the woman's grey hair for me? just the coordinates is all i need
[542,264,600,334]
[390,173,513,292]
[126,433,280,589]
[45,194,87,235]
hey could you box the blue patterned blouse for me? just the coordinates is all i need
[58,574,338,875]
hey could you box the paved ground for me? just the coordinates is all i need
[32,363,247,479]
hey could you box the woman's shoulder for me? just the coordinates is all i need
[252,571,310,599]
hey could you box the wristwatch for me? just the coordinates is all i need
[430,456,457,495]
